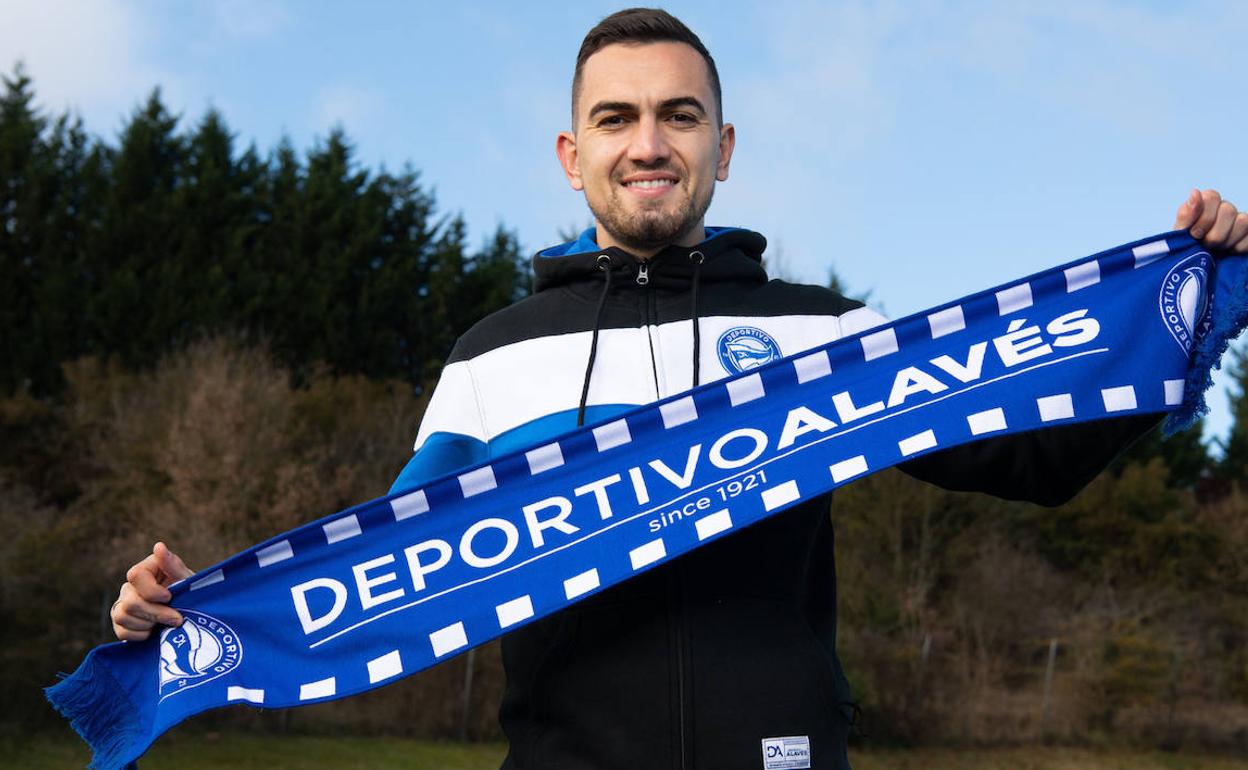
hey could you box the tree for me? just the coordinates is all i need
[1112,419,1211,492]
[1,71,527,397]
[1218,345,1248,489]
[86,89,186,368]
[0,65,47,392]
[0,65,105,393]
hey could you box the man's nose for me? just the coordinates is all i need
[627,118,670,164]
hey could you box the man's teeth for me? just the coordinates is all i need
[625,179,675,189]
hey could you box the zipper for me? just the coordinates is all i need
[636,256,690,770]
[669,561,691,770]
[640,261,661,400]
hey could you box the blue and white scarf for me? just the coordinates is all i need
[48,231,1248,769]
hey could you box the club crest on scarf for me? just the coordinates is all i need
[158,610,242,700]
[717,327,782,374]
[1159,253,1213,354]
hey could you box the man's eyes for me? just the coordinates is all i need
[595,113,700,128]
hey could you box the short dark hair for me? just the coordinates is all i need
[572,8,723,127]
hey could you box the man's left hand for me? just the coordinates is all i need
[1174,188,1248,253]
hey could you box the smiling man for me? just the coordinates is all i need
[113,7,1248,770]
[556,38,733,256]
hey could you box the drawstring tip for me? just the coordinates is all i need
[578,254,615,428]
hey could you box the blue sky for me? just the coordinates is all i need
[4,0,1246,445]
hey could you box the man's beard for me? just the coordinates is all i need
[589,180,714,254]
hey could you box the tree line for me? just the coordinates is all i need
[2,67,1247,751]
[0,66,527,397]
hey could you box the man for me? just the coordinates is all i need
[114,8,1248,770]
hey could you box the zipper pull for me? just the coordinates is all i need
[636,261,650,286]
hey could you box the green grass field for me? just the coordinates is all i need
[7,733,1246,770]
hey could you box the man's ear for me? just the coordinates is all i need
[556,131,583,191]
[716,123,736,182]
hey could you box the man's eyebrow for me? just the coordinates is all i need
[586,96,709,121]
[587,101,637,120]
[658,96,707,115]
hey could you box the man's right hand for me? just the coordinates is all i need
[111,541,194,641]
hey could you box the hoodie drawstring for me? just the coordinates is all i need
[689,250,705,388]
[579,249,705,427]
[577,254,613,427]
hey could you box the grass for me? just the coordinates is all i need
[848,747,1248,770]
[6,732,1246,770]
[5,732,507,770]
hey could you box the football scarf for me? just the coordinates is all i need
[48,231,1248,769]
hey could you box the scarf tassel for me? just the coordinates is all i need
[46,647,146,770]
[1166,254,1248,436]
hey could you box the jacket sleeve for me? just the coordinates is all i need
[389,353,490,495]
[899,413,1159,507]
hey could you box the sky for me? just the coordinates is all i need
[3,0,1246,446]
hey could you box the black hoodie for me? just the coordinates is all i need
[392,226,1149,770]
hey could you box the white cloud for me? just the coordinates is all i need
[312,82,385,139]
[712,0,1248,285]
[210,0,290,40]
[0,0,174,131]
[733,0,904,163]
[918,1,1248,135]
[712,1,911,283]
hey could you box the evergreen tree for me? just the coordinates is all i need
[1218,345,1248,489]
[295,129,376,375]
[351,165,436,383]
[246,139,303,362]
[0,65,47,392]
[467,224,528,315]
[34,112,107,387]
[87,89,186,368]
[421,221,528,382]
[425,214,472,372]
[169,109,248,334]
[1112,419,1211,492]
[0,66,105,392]
[1,71,527,395]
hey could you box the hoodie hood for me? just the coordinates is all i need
[532,226,769,293]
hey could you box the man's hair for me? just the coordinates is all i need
[572,7,723,127]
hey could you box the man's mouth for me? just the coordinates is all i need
[622,179,677,189]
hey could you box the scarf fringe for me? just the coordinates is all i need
[1165,255,1248,436]
[45,648,145,770]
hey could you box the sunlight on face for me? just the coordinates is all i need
[558,42,734,255]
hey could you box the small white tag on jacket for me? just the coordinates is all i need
[761,735,811,769]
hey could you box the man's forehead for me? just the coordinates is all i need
[576,41,714,116]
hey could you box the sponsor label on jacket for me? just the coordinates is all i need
[762,735,811,769]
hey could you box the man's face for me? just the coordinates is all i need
[557,41,735,256]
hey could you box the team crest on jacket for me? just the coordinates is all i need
[1159,253,1212,354]
[717,327,782,374]
[158,610,243,700]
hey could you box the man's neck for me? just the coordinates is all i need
[595,225,706,260]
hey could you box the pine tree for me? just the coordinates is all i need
[35,113,107,385]
[0,66,106,393]
[1112,419,1211,492]
[87,89,186,368]
[0,66,48,392]
[295,128,370,374]
[169,109,244,333]
[351,165,436,384]
[1,70,529,394]
[425,214,471,374]
[1218,345,1248,489]
[246,139,303,363]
